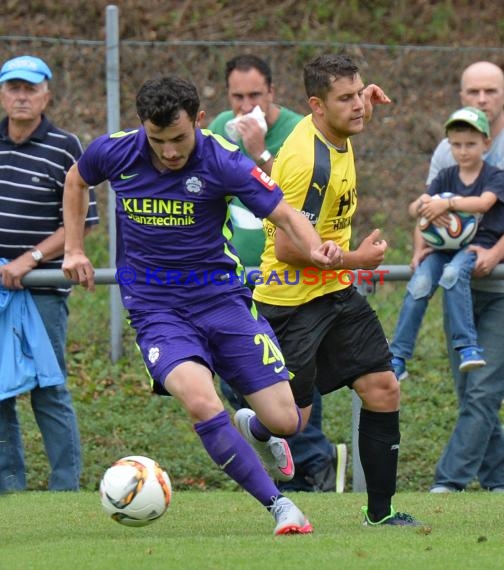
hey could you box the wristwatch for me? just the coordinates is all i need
[256,149,272,166]
[30,248,44,264]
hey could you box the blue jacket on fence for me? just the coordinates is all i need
[0,258,64,400]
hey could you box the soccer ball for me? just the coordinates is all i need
[418,192,479,250]
[99,455,172,527]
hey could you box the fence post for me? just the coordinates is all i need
[106,5,123,362]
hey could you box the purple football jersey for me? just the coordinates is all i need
[77,128,283,309]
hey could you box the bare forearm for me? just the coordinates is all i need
[63,165,90,254]
[449,192,496,214]
[32,227,65,261]
[272,207,322,264]
[338,249,364,270]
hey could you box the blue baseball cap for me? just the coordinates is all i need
[0,55,52,84]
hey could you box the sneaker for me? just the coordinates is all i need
[234,408,294,482]
[306,442,348,492]
[391,356,408,381]
[458,346,486,372]
[270,496,313,535]
[429,484,459,493]
[362,506,422,526]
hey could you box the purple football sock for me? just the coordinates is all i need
[194,410,279,506]
[249,414,272,441]
[249,406,302,441]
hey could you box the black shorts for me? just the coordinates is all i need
[255,286,393,406]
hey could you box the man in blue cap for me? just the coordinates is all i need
[0,55,99,492]
[0,55,53,84]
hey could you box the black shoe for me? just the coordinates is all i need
[305,443,348,492]
[362,506,423,526]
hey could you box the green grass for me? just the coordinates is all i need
[1,491,503,570]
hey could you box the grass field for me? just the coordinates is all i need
[1,490,503,570]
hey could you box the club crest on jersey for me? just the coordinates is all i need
[185,176,204,194]
[251,166,275,191]
[148,346,160,364]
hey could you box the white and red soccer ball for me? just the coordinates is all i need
[99,455,172,527]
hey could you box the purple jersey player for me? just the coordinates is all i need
[62,76,343,535]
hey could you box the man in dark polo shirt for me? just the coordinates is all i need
[0,55,99,492]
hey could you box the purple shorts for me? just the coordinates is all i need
[128,289,290,396]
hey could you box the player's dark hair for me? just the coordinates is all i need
[136,76,200,126]
[304,54,359,100]
[224,54,272,88]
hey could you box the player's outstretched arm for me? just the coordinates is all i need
[268,200,343,269]
[62,164,96,291]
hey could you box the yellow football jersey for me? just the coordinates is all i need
[253,115,357,306]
